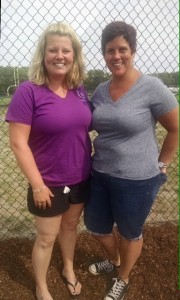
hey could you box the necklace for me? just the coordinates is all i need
[48,84,68,98]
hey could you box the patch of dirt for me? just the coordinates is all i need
[0,222,179,300]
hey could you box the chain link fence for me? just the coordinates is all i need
[0,0,179,239]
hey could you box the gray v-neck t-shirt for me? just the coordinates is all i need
[91,74,178,180]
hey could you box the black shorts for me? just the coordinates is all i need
[27,178,91,217]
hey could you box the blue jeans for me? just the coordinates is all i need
[84,170,167,240]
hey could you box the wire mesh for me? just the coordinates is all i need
[0,0,179,239]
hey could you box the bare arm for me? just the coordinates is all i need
[9,122,53,208]
[157,106,179,172]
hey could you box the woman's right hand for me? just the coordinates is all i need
[33,186,54,210]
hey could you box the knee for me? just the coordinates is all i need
[36,235,56,249]
[61,218,79,231]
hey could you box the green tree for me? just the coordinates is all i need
[0,66,14,95]
[152,71,179,87]
[0,66,28,95]
[84,69,111,94]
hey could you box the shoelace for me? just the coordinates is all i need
[97,260,113,271]
[108,278,126,298]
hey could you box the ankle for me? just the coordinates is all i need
[111,259,120,267]
[62,268,76,281]
[62,265,73,274]
[36,286,53,300]
[36,283,48,291]
[117,276,129,284]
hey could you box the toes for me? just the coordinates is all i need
[68,281,81,295]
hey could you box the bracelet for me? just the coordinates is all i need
[158,161,168,169]
[32,185,46,194]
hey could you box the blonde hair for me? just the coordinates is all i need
[28,22,86,88]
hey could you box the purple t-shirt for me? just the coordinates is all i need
[6,81,92,186]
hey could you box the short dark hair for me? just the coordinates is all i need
[101,21,137,55]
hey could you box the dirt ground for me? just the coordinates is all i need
[0,222,179,300]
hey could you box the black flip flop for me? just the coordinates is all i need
[62,274,81,297]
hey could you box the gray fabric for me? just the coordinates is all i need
[91,74,178,180]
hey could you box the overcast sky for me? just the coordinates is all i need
[1,0,178,74]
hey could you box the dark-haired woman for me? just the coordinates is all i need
[84,21,178,300]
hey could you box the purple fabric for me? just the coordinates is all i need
[6,81,92,186]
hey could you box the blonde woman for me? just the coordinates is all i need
[6,22,92,299]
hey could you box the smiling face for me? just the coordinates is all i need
[104,36,135,78]
[44,34,74,81]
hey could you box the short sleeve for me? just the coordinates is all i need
[5,82,34,125]
[149,77,178,119]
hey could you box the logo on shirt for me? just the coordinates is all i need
[76,90,88,102]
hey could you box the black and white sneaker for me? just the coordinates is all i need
[89,259,117,275]
[104,278,129,300]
